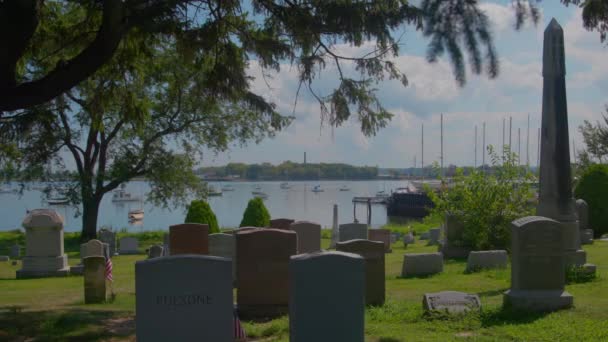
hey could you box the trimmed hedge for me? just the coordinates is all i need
[240,197,270,227]
[185,200,220,234]
[575,164,608,238]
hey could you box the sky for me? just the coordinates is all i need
[203,1,608,168]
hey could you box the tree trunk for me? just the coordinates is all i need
[81,196,101,242]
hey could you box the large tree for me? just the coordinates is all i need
[3,30,289,240]
[3,0,605,113]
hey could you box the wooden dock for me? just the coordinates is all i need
[352,196,389,205]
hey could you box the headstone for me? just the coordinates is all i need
[390,233,398,244]
[136,255,233,341]
[98,228,117,256]
[403,233,415,245]
[290,221,321,253]
[368,229,392,253]
[330,204,339,248]
[339,223,368,242]
[83,256,106,304]
[9,244,20,258]
[236,228,297,319]
[439,214,471,259]
[118,237,139,255]
[289,252,365,342]
[269,218,294,230]
[536,19,592,271]
[17,209,69,278]
[423,291,481,314]
[147,245,163,259]
[576,199,589,230]
[81,239,106,259]
[0,256,9,262]
[209,233,236,282]
[503,216,573,312]
[419,232,429,240]
[466,250,508,272]
[336,239,385,306]
[169,223,209,255]
[580,229,593,245]
[428,228,441,245]
[401,253,443,277]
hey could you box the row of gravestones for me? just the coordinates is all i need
[137,234,388,341]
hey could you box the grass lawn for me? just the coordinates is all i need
[0,230,607,341]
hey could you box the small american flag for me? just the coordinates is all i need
[104,247,113,282]
[234,307,246,341]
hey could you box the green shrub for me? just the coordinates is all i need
[185,200,219,234]
[575,164,608,238]
[427,146,535,251]
[240,197,270,227]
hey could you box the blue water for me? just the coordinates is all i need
[0,180,411,232]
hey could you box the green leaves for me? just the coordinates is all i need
[240,197,271,227]
[428,146,535,251]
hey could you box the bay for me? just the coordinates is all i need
[0,180,411,232]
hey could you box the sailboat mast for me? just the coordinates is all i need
[482,122,486,171]
[509,116,512,154]
[474,125,478,168]
[518,127,521,166]
[421,123,424,182]
[526,113,530,169]
[440,114,444,178]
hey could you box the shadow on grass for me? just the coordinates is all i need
[378,338,402,342]
[480,306,550,328]
[477,288,509,297]
[0,307,134,341]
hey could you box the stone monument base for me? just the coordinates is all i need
[438,244,471,259]
[17,255,69,279]
[70,264,84,275]
[503,289,573,312]
[237,304,289,320]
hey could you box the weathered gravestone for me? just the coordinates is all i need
[289,252,365,342]
[84,256,106,304]
[136,255,233,341]
[270,218,295,230]
[9,244,20,258]
[576,199,593,244]
[0,256,9,262]
[401,252,443,277]
[17,209,70,278]
[390,233,398,244]
[336,239,385,306]
[209,233,236,282]
[423,291,481,314]
[419,231,430,240]
[368,229,392,253]
[536,19,592,272]
[439,214,471,259]
[118,237,139,255]
[503,216,573,312]
[466,250,508,273]
[428,228,441,246]
[98,228,117,256]
[236,228,297,319]
[73,239,108,275]
[290,221,321,253]
[339,223,368,242]
[403,233,415,245]
[147,245,163,259]
[169,223,209,255]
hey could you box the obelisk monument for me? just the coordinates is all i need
[537,19,590,269]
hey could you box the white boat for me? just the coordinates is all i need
[252,191,268,199]
[128,208,144,220]
[311,185,324,193]
[0,188,14,194]
[254,184,262,190]
[339,184,351,191]
[221,184,235,192]
[280,182,291,189]
[48,197,69,205]
[112,189,141,202]
[208,185,223,196]
[375,190,390,198]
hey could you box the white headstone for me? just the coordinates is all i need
[119,237,139,255]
